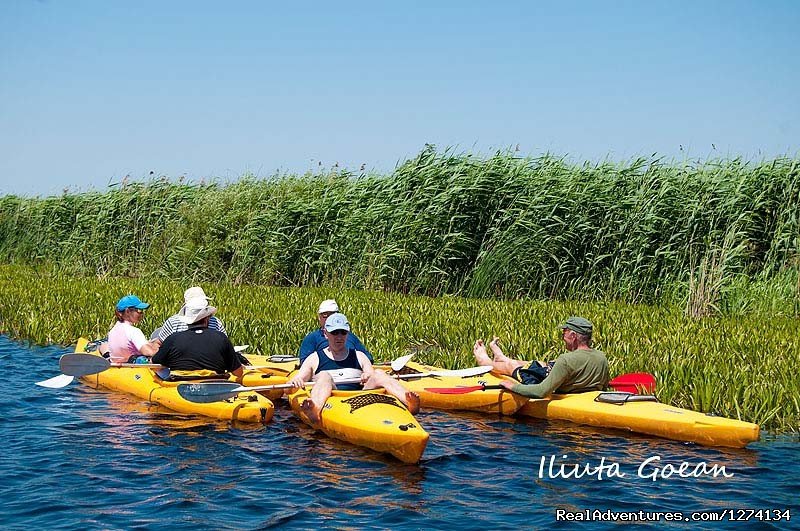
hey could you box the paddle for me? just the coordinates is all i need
[177,366,493,403]
[391,353,414,371]
[35,374,77,389]
[55,352,307,378]
[41,351,433,388]
[424,383,504,394]
[424,372,658,395]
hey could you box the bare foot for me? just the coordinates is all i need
[473,339,492,366]
[489,336,511,363]
[405,391,421,415]
[301,398,321,426]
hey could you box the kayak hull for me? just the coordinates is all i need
[518,391,760,448]
[288,386,429,464]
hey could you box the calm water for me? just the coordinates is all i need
[2,335,798,530]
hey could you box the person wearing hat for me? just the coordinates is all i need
[288,312,420,425]
[152,297,243,377]
[298,299,373,364]
[153,286,227,345]
[106,295,160,363]
[475,316,609,398]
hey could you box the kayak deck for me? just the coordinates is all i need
[377,361,528,415]
[288,386,429,463]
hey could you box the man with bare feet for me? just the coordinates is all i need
[474,316,609,398]
[288,312,420,424]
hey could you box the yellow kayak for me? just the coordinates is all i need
[288,385,429,464]
[74,338,275,423]
[238,354,297,401]
[376,361,528,415]
[518,391,760,448]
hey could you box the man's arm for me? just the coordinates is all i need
[151,334,173,365]
[507,359,574,398]
[290,355,318,387]
[299,330,320,361]
[223,338,242,372]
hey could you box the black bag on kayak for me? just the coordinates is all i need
[513,361,554,385]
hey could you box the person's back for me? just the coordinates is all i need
[153,327,238,373]
[551,347,609,394]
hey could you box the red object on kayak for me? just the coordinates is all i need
[608,372,656,394]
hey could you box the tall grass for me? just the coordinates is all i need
[0,148,798,314]
[1,264,798,432]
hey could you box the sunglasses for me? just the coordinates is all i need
[126,307,144,313]
[328,329,348,336]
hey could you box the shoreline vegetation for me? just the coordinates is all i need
[0,264,797,432]
[0,148,797,314]
[1,148,798,431]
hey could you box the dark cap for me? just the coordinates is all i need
[559,316,593,335]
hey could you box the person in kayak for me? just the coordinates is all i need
[106,295,160,363]
[152,298,244,378]
[298,299,373,363]
[474,316,609,398]
[289,312,419,425]
[152,286,227,345]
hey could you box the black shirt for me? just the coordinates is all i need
[152,327,241,373]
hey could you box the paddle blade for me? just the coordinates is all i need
[608,373,656,394]
[35,374,75,388]
[234,345,249,353]
[391,354,414,372]
[177,382,243,403]
[59,353,111,377]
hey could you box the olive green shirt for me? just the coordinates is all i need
[510,348,609,398]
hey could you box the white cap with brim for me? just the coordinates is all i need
[324,312,350,332]
[184,286,212,303]
[180,287,212,316]
[318,299,339,314]
[179,300,217,325]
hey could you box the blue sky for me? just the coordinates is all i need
[1,1,798,197]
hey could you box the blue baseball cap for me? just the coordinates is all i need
[324,312,351,332]
[115,295,150,311]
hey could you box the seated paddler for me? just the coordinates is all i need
[475,316,609,398]
[288,312,420,425]
[152,298,243,381]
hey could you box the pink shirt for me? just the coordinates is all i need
[107,321,148,363]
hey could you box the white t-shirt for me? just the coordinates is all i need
[107,321,148,363]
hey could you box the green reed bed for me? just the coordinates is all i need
[0,149,798,314]
[1,265,798,432]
